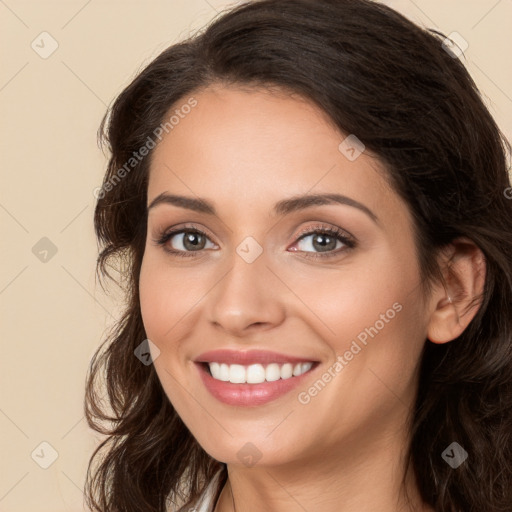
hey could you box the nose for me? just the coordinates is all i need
[206,248,286,337]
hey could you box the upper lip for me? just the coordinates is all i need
[194,349,319,366]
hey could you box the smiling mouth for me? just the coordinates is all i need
[200,361,319,384]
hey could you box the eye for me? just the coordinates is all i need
[153,225,217,258]
[152,222,356,260]
[288,224,356,259]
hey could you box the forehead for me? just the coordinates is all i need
[147,85,400,221]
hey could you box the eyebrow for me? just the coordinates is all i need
[147,192,379,224]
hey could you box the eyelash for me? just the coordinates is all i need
[152,222,357,260]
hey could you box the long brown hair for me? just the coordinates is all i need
[85,1,512,510]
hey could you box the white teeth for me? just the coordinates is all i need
[302,362,312,373]
[293,362,313,376]
[247,364,266,384]
[281,363,293,379]
[229,364,246,384]
[207,361,314,383]
[219,363,230,381]
[265,363,281,382]
[209,362,231,381]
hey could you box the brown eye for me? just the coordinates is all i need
[174,231,208,251]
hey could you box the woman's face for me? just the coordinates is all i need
[139,84,432,468]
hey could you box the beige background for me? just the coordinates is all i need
[0,1,510,510]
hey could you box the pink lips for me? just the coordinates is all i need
[194,349,318,366]
[194,349,320,407]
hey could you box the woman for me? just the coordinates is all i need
[85,1,512,511]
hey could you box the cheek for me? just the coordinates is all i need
[287,248,418,346]
[139,258,160,336]
[139,252,195,337]
[139,255,181,344]
[291,250,425,390]
[138,257,194,410]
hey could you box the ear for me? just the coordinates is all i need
[427,237,486,344]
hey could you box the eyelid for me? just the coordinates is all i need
[156,222,217,244]
[292,222,356,244]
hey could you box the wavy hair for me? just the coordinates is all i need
[84,0,512,510]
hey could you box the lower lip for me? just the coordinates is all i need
[195,362,319,406]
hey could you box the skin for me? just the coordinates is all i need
[139,84,485,512]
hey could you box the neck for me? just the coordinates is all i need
[213,423,433,512]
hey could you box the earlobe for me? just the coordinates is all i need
[426,237,486,345]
